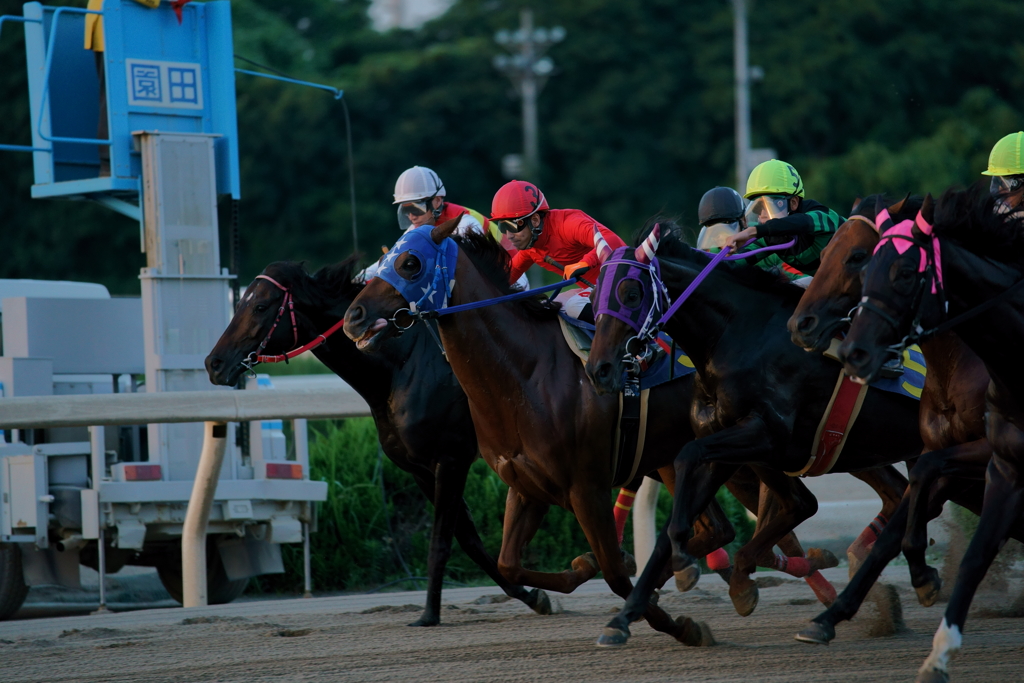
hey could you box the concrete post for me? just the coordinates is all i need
[182,421,227,607]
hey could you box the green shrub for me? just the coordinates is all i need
[253,417,754,594]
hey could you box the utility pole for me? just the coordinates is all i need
[733,0,771,190]
[733,0,750,190]
[494,10,565,180]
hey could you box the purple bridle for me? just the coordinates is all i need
[592,224,796,360]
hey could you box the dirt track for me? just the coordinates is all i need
[1,566,1021,682]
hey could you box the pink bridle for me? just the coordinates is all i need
[242,274,347,371]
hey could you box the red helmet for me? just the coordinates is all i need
[490,180,549,220]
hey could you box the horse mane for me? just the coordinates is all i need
[638,218,806,302]
[452,231,561,320]
[931,180,1024,266]
[850,193,924,223]
[262,256,364,307]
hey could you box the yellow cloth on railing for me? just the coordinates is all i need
[85,0,161,52]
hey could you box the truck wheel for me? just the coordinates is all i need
[0,544,29,620]
[157,537,249,605]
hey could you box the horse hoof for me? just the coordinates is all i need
[915,667,950,683]
[729,578,759,617]
[914,569,941,607]
[595,627,630,648]
[572,552,600,576]
[807,547,839,572]
[528,589,553,616]
[675,564,701,592]
[675,616,716,647]
[622,549,638,576]
[407,615,440,627]
[794,620,835,645]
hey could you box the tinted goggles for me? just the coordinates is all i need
[399,200,430,217]
[497,218,530,234]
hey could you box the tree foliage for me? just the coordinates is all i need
[2,0,1022,291]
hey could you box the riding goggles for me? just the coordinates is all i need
[745,194,790,227]
[398,200,430,217]
[989,175,1024,198]
[496,215,536,234]
[696,221,741,252]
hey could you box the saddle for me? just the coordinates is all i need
[558,313,696,486]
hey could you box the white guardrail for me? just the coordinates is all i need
[0,387,371,608]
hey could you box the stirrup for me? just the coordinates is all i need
[878,357,905,379]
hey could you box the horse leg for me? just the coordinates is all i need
[572,485,714,647]
[917,454,1024,683]
[796,494,911,645]
[903,441,990,607]
[405,460,470,626]
[451,503,552,615]
[727,468,821,616]
[496,488,596,593]
[848,465,908,575]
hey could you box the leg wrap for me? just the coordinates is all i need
[613,488,637,545]
[706,547,731,571]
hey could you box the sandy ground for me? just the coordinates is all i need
[1,566,1021,683]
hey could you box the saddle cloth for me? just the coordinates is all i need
[786,338,928,477]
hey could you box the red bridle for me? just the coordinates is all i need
[241,274,347,371]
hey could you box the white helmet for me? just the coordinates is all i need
[393,166,446,204]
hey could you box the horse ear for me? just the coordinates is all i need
[593,224,614,264]
[887,192,912,217]
[920,194,935,225]
[634,223,661,264]
[850,197,862,214]
[430,216,461,244]
[873,195,886,218]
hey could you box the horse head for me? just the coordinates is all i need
[344,216,461,351]
[586,224,666,395]
[839,194,944,383]
[788,194,922,352]
[206,259,358,386]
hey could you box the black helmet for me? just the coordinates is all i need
[698,187,745,227]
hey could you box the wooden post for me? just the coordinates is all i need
[181,421,227,607]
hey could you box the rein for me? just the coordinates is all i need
[240,274,348,375]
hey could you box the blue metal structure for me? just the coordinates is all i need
[2,0,240,205]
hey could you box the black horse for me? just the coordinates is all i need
[789,195,993,646]
[839,184,1024,683]
[205,258,551,626]
[585,223,924,647]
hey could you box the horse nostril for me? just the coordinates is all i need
[796,315,818,333]
[595,362,611,381]
[846,347,868,367]
[346,305,366,326]
[207,356,223,371]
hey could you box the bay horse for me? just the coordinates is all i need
[343,220,883,645]
[205,257,551,627]
[789,195,993,646]
[584,223,926,647]
[838,184,1024,683]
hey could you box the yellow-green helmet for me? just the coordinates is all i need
[744,159,804,198]
[981,132,1024,176]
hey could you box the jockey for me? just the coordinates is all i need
[362,167,527,287]
[490,180,625,323]
[723,159,843,284]
[696,186,746,251]
[982,131,1024,219]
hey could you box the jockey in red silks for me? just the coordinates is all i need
[490,179,645,545]
[490,179,625,324]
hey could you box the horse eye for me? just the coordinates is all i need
[254,304,269,313]
[846,251,868,267]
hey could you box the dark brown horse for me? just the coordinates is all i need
[788,196,993,646]
[343,220,848,646]
[838,186,1024,682]
[205,258,551,627]
[584,223,926,647]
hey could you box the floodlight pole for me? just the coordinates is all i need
[520,10,539,180]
